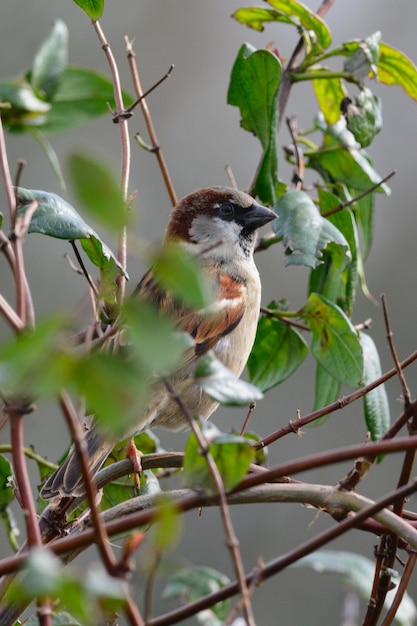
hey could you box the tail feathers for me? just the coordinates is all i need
[40,431,113,499]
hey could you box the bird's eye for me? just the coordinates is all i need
[219,202,234,216]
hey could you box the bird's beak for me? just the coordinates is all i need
[244,204,277,231]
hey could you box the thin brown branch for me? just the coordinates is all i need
[0,292,25,331]
[321,171,396,218]
[92,20,130,300]
[380,550,417,626]
[381,293,411,406]
[286,116,304,187]
[163,378,256,626]
[125,37,177,207]
[7,403,52,626]
[256,348,417,449]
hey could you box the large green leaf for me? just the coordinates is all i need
[300,293,363,388]
[295,551,417,626]
[273,190,350,268]
[30,19,68,100]
[247,313,308,391]
[228,43,281,204]
[194,352,263,406]
[360,331,390,443]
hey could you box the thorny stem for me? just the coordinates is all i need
[256,348,417,449]
[125,37,177,207]
[92,20,130,301]
[163,378,256,626]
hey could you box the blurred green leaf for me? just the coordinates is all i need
[163,566,230,622]
[228,43,281,204]
[344,32,380,78]
[153,497,181,552]
[247,313,308,391]
[0,456,13,511]
[233,0,331,53]
[183,424,255,494]
[377,42,417,101]
[0,76,50,126]
[301,293,363,387]
[194,352,263,406]
[68,152,128,231]
[295,550,417,626]
[273,190,350,268]
[124,299,190,374]
[30,20,68,100]
[360,331,390,444]
[152,243,213,309]
[72,0,104,20]
[313,71,347,125]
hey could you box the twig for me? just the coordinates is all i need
[256,348,417,449]
[92,20,130,300]
[286,116,304,187]
[125,37,177,207]
[0,293,25,331]
[162,378,256,626]
[380,550,417,626]
[240,402,256,436]
[225,165,238,190]
[381,294,410,406]
[322,171,396,218]
[70,241,99,298]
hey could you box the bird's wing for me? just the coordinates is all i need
[135,267,246,369]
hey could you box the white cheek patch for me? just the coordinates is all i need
[189,215,241,245]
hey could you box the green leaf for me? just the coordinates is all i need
[123,299,189,374]
[308,120,390,194]
[266,0,331,51]
[0,76,51,126]
[233,0,331,52]
[360,332,390,443]
[163,566,230,622]
[273,190,350,268]
[0,314,69,396]
[72,0,104,20]
[377,42,417,102]
[30,19,68,100]
[152,497,181,552]
[16,187,127,303]
[247,314,308,391]
[68,152,128,231]
[312,364,341,414]
[152,243,213,309]
[300,293,363,388]
[343,31,380,79]
[294,550,417,626]
[194,352,263,406]
[183,423,255,494]
[313,72,347,125]
[228,43,281,204]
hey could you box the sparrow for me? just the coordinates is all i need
[40,187,276,498]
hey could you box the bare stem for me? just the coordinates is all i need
[92,20,130,301]
[125,37,177,207]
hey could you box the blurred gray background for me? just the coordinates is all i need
[1,1,417,623]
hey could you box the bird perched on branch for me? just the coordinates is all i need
[40,187,276,498]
